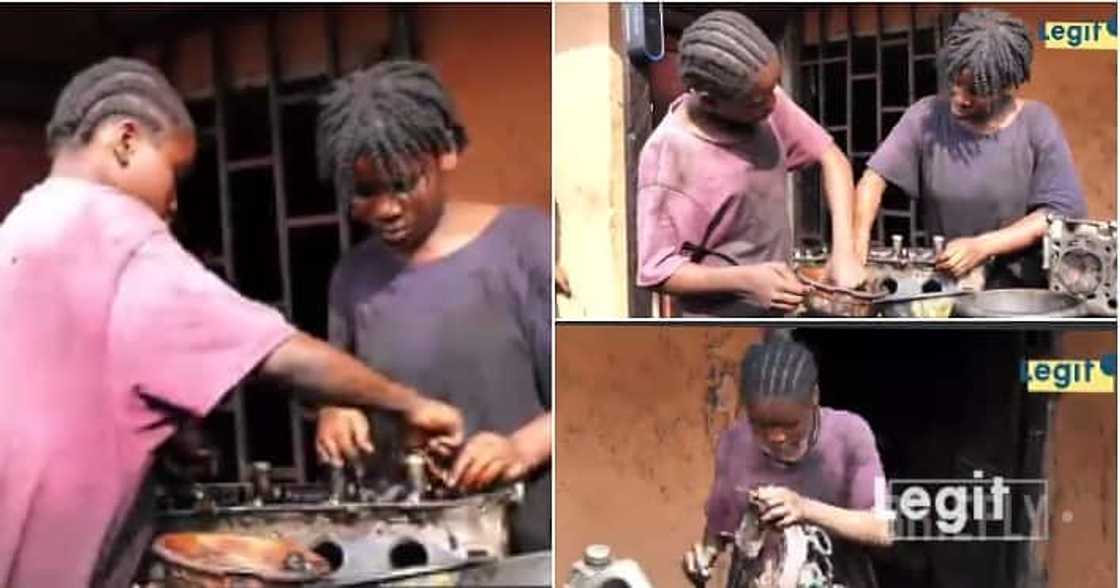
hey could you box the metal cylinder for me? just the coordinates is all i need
[891,234,903,257]
[328,466,346,504]
[250,462,272,505]
[404,453,427,501]
[584,544,612,568]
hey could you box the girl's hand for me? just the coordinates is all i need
[316,408,374,467]
[682,542,718,586]
[754,485,807,527]
[935,236,992,277]
[450,432,528,492]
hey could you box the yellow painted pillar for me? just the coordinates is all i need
[554,2,631,318]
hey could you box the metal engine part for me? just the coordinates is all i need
[793,235,982,317]
[864,235,983,301]
[144,461,524,586]
[1043,215,1117,316]
[725,502,842,588]
[151,532,332,587]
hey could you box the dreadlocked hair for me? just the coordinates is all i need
[316,60,468,194]
[46,57,193,155]
[679,10,778,100]
[739,340,819,405]
[938,9,1033,97]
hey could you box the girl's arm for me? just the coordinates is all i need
[802,497,893,547]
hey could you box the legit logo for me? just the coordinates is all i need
[1020,354,1116,393]
[1038,16,1118,50]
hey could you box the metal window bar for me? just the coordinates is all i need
[264,14,308,484]
[795,4,952,249]
[325,10,351,254]
[906,5,919,246]
[194,11,356,484]
[209,25,251,484]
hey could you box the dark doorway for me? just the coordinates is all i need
[794,328,1054,588]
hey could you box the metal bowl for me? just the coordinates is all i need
[879,296,959,319]
[795,266,886,317]
[953,289,1089,318]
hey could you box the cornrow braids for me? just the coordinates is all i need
[316,60,468,197]
[739,340,819,405]
[679,10,778,100]
[46,57,193,154]
[938,9,1033,97]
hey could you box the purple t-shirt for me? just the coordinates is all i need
[0,177,294,586]
[704,408,883,538]
[328,206,552,553]
[868,96,1086,286]
[636,87,833,316]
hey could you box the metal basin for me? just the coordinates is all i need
[954,289,1089,318]
[795,265,886,317]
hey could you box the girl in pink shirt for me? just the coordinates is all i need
[0,58,463,587]
[637,11,865,317]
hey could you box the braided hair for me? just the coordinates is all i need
[679,10,778,100]
[46,57,193,155]
[739,340,819,405]
[938,9,1033,96]
[316,60,467,196]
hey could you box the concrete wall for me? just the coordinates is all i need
[555,326,764,584]
[553,2,631,318]
[555,326,1117,586]
[153,4,551,211]
[415,3,551,209]
[1045,329,1117,587]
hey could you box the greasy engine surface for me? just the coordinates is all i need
[142,458,521,586]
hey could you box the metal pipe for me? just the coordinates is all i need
[405,453,428,503]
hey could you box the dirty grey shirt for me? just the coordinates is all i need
[868,96,1086,286]
[328,206,552,553]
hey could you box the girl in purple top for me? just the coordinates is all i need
[854,10,1087,287]
[312,61,552,552]
[637,11,865,317]
[683,339,890,586]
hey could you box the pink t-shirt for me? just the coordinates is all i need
[636,87,832,315]
[0,177,295,586]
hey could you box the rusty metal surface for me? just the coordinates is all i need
[146,483,521,586]
[793,234,985,318]
[152,532,330,586]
